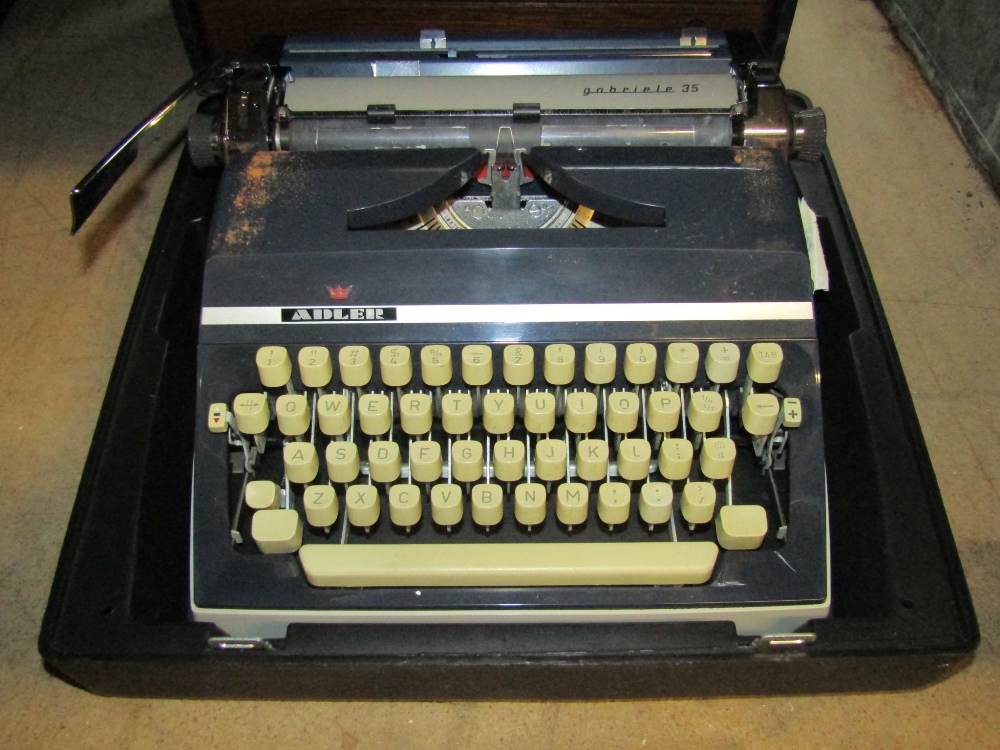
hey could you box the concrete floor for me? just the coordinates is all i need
[1,0,998,746]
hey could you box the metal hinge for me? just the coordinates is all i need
[752,632,817,653]
[420,29,447,50]
[208,636,274,651]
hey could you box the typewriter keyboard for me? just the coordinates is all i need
[203,340,815,591]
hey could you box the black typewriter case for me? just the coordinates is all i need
[37,117,978,696]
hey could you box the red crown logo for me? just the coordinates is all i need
[326,285,352,301]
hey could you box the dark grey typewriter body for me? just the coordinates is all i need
[188,32,831,639]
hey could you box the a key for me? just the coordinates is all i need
[747,343,783,384]
[339,346,373,387]
[535,439,567,481]
[606,391,640,434]
[716,505,768,550]
[639,482,673,526]
[303,485,339,528]
[584,343,616,385]
[441,392,473,435]
[379,345,412,387]
[233,393,269,434]
[346,484,380,528]
[556,482,589,526]
[208,402,228,433]
[659,438,693,480]
[503,344,534,386]
[298,346,333,388]
[647,391,681,433]
[410,440,443,483]
[617,438,651,481]
[245,479,281,510]
[462,344,493,386]
[389,484,422,528]
[576,439,609,482]
[452,440,484,483]
[251,509,303,554]
[524,391,556,434]
[483,392,515,434]
[317,394,350,436]
[284,441,319,483]
[358,393,391,436]
[421,345,452,386]
[700,437,737,480]
[326,442,360,483]
[471,483,504,527]
[665,343,699,384]
[276,393,310,436]
[565,391,598,434]
[705,342,740,384]
[514,483,546,526]
[688,390,724,434]
[430,483,463,527]
[493,439,526,482]
[598,482,631,526]
[256,346,292,388]
[399,393,433,436]
[742,393,781,435]
[624,343,657,385]
[543,344,575,386]
[782,397,803,428]
[681,481,716,525]
[368,441,402,483]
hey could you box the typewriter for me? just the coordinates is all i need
[76,29,832,641]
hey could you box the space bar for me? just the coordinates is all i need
[298,541,719,587]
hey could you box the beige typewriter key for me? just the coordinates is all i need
[639,482,673,527]
[700,437,737,480]
[483,392,515,435]
[503,344,534,386]
[687,390,724,434]
[665,343,699,384]
[782,397,803,428]
[716,505,768,550]
[742,393,781,436]
[207,403,228,433]
[369,441,402,483]
[303,485,339,528]
[245,479,281,510]
[256,346,292,388]
[606,391,640,434]
[298,346,333,388]
[389,484,422,529]
[535,439,567,481]
[462,345,493,386]
[379,345,412,387]
[565,391,598,434]
[514,483,547,527]
[326,442,360,483]
[659,438,694,480]
[523,391,556,434]
[543,344,575,386]
[617,438,652,481]
[647,391,681,433]
[276,393,310,436]
[747,343,783,384]
[493,439,526,482]
[410,441,443,483]
[624,343,657,385]
[575,439,609,482]
[420,345,452,386]
[346,484,380,529]
[251,509,303,554]
[284,441,320,483]
[399,393,433,435]
[430,484,464,527]
[556,482,589,527]
[358,393,391,436]
[452,440,484,483]
[233,393,270,434]
[441,392,473,435]
[472,484,504,527]
[705,342,740,384]
[681,481,717,525]
[598,482,631,526]
[338,346,373,387]
[317,394,351,436]
[584,343,617,385]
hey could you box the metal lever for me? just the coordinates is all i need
[69,61,232,233]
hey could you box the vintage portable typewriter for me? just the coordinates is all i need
[122,29,832,640]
